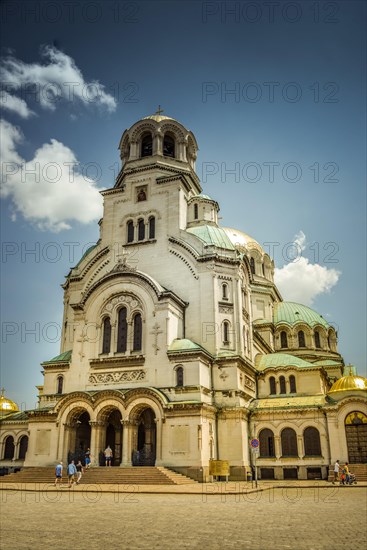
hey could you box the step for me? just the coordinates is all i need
[0,466,195,485]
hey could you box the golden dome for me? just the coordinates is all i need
[0,388,19,415]
[328,375,367,394]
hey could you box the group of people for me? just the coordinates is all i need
[333,460,353,485]
[54,446,113,487]
[54,459,84,488]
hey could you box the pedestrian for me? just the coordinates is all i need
[85,448,91,468]
[332,459,340,484]
[67,460,77,487]
[54,461,63,487]
[344,462,350,485]
[76,460,84,484]
[104,445,113,467]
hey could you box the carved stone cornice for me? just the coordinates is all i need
[90,355,145,369]
[88,370,146,385]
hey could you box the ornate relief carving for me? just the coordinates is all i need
[150,322,163,355]
[219,304,233,314]
[245,376,255,390]
[102,294,142,316]
[89,370,146,384]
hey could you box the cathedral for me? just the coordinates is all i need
[1,111,366,481]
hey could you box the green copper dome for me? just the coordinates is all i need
[256,353,313,371]
[274,302,330,329]
[186,225,235,250]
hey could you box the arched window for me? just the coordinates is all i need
[138,218,145,241]
[269,376,276,395]
[281,428,298,457]
[314,330,321,348]
[102,317,111,354]
[127,220,134,243]
[4,436,15,460]
[56,376,63,395]
[194,204,198,220]
[163,133,175,158]
[222,283,228,300]
[117,307,127,353]
[262,263,265,276]
[289,375,296,393]
[141,132,152,157]
[149,216,155,239]
[250,257,255,275]
[304,427,321,456]
[279,375,286,394]
[18,435,28,460]
[280,331,288,348]
[298,330,306,348]
[223,321,230,343]
[259,428,275,457]
[133,313,142,352]
[176,366,184,387]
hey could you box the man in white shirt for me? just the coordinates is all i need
[332,460,340,484]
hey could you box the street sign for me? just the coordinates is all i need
[250,438,260,448]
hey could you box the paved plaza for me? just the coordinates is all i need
[1,486,366,550]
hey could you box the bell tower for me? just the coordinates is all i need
[115,108,200,191]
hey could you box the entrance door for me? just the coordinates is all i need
[345,412,367,464]
[74,412,91,464]
[104,410,122,466]
[134,408,156,466]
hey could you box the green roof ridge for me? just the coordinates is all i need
[42,350,72,364]
[274,302,330,329]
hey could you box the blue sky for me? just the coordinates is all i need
[1,0,366,409]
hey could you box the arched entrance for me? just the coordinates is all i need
[18,436,28,460]
[72,411,91,464]
[345,411,367,463]
[133,408,156,466]
[103,409,122,466]
[3,436,15,460]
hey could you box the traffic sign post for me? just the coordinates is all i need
[249,439,259,487]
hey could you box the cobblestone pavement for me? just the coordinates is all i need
[1,487,366,550]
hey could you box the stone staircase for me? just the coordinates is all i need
[0,466,197,485]
[328,463,367,482]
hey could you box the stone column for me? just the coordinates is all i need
[121,420,133,467]
[62,422,76,462]
[90,421,106,467]
[274,435,281,458]
[297,435,304,458]
[130,141,139,160]
[155,132,163,156]
[155,417,164,464]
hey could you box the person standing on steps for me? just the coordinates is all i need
[76,460,84,484]
[67,460,77,488]
[104,445,113,467]
[85,448,91,468]
[54,461,63,487]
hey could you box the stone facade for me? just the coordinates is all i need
[1,113,366,481]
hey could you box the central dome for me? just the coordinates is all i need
[142,114,176,123]
[222,227,264,254]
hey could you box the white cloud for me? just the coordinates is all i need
[0,46,117,113]
[1,119,103,232]
[0,91,36,118]
[274,231,340,305]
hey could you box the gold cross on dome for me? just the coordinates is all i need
[155,105,164,115]
[1,388,4,397]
